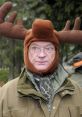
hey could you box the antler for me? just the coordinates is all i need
[57,17,82,44]
[0,2,82,44]
[62,20,71,31]
[62,17,81,31]
[0,2,27,40]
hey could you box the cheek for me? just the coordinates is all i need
[28,51,36,63]
[48,53,55,63]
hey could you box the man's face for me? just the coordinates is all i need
[28,41,55,71]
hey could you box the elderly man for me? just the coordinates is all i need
[0,2,82,117]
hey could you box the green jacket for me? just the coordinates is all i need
[0,69,82,117]
[69,73,82,87]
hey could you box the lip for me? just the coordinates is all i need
[36,61,48,64]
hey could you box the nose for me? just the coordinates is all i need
[38,48,46,58]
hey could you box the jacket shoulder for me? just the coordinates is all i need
[69,79,82,105]
[0,77,19,97]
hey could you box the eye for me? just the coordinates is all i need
[30,46,40,52]
[45,47,54,51]
[31,46,37,50]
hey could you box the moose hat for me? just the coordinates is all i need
[0,2,82,74]
[24,19,60,74]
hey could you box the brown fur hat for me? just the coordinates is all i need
[24,19,60,75]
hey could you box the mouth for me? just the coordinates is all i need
[36,61,48,65]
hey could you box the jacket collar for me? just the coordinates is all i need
[17,67,75,101]
[17,68,46,101]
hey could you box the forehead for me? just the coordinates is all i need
[30,41,54,46]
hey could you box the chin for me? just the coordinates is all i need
[35,68,48,71]
[35,66,48,71]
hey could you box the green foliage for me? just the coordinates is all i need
[0,69,9,82]
[5,0,48,28]
[0,0,5,4]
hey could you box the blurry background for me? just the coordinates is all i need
[0,0,82,84]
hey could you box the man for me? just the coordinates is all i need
[0,2,82,117]
[0,18,82,117]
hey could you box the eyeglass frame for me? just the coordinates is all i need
[28,44,55,54]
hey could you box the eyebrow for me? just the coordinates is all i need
[30,43,54,47]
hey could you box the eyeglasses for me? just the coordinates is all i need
[29,45,55,54]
